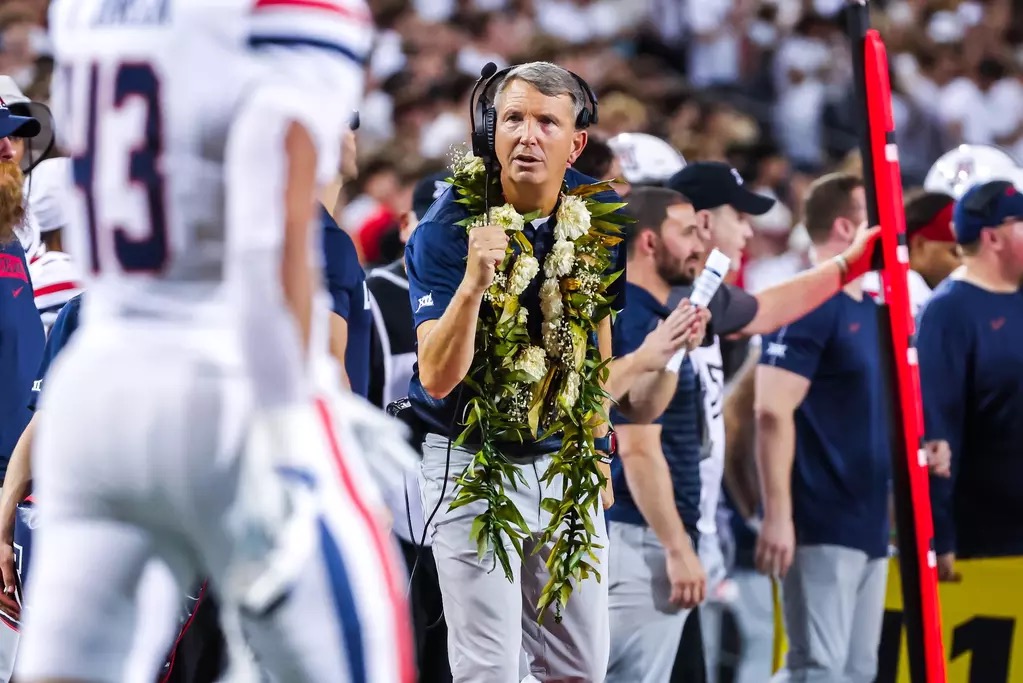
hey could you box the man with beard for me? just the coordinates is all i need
[0,99,42,491]
[0,93,42,683]
[605,186,712,683]
[667,162,881,682]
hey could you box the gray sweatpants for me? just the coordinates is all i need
[606,521,693,683]
[772,545,888,683]
[419,435,609,683]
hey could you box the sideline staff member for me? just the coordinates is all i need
[405,61,623,682]
[918,180,1023,575]
[0,105,43,486]
[754,173,886,683]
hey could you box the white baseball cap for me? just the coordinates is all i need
[923,144,1020,199]
[26,157,72,233]
[607,133,686,185]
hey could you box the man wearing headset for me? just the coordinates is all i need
[405,61,625,682]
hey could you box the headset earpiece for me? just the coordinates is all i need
[483,106,497,159]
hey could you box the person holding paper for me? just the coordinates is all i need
[605,186,712,683]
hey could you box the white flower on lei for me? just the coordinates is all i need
[555,195,591,241]
[489,204,525,232]
[453,151,486,179]
[544,239,575,279]
[508,255,540,296]
[563,371,581,408]
[514,345,548,383]
[540,278,563,320]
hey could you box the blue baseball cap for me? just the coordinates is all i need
[953,180,1023,244]
[0,96,40,139]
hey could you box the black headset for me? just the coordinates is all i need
[468,62,599,168]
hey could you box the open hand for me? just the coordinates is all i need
[666,544,706,610]
[925,440,952,478]
[755,513,795,578]
[634,303,699,371]
[0,543,19,621]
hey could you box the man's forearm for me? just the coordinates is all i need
[755,410,796,518]
[418,285,484,398]
[745,260,844,335]
[0,416,35,546]
[624,369,680,424]
[622,450,690,553]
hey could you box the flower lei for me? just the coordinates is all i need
[446,149,628,622]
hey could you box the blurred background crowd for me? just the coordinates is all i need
[5,0,1023,274]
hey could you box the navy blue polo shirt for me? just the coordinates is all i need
[321,206,371,398]
[405,168,626,446]
[29,293,82,411]
[918,279,1023,559]
[606,282,704,534]
[0,238,44,476]
[759,292,890,559]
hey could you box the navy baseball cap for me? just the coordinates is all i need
[953,180,1023,244]
[412,171,452,219]
[0,96,40,139]
[667,161,775,215]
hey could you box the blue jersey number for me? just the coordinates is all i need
[69,62,168,274]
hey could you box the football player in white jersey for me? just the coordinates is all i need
[17,1,412,682]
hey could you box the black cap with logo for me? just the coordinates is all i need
[667,161,776,216]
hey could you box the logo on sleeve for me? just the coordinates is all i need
[416,293,434,313]
[32,380,41,392]
[765,341,787,359]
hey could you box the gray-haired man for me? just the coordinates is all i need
[406,61,624,682]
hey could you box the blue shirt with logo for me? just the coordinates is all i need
[0,239,44,476]
[404,169,626,447]
[917,278,1023,558]
[606,282,704,534]
[29,293,83,411]
[759,292,890,559]
[321,206,371,399]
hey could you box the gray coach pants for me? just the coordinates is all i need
[772,545,888,683]
[606,521,692,683]
[419,435,609,683]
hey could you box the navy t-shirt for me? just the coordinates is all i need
[917,278,1023,558]
[29,293,83,412]
[606,282,704,534]
[321,206,371,398]
[759,292,890,559]
[404,168,626,445]
[0,239,44,476]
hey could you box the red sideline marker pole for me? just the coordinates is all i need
[847,3,947,682]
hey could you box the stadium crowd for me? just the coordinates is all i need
[0,0,1022,682]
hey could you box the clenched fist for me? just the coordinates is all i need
[464,224,510,294]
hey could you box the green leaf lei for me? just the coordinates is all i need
[445,149,629,622]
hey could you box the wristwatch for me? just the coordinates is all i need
[594,429,617,464]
